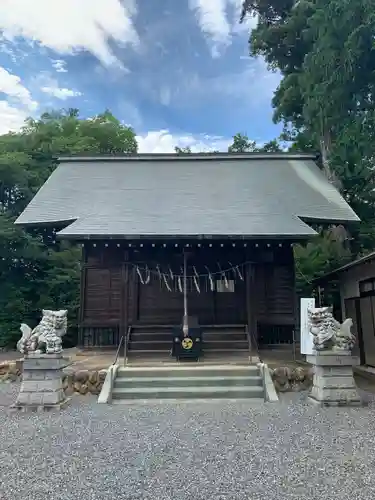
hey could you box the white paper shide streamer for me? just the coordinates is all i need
[177,272,183,293]
[134,261,249,292]
[193,266,200,293]
[205,266,214,291]
[229,261,244,281]
[217,262,229,289]
[136,265,144,284]
[145,265,150,284]
[162,272,172,292]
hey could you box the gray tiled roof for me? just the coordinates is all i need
[15,153,359,239]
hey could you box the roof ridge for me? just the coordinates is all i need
[57,152,319,162]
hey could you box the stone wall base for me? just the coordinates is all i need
[306,350,363,407]
[12,352,69,412]
[11,398,71,413]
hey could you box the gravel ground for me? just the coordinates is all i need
[1,384,375,500]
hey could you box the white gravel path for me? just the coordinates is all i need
[1,383,375,500]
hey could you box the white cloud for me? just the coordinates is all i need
[137,129,231,153]
[189,0,231,45]
[0,66,37,135]
[41,83,82,100]
[159,86,172,106]
[27,72,82,102]
[0,0,139,66]
[210,59,280,101]
[189,0,256,55]
[0,67,37,109]
[153,59,280,112]
[51,59,68,73]
[229,0,258,34]
[0,100,28,134]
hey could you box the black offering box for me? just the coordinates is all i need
[172,316,202,361]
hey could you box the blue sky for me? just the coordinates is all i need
[0,0,282,152]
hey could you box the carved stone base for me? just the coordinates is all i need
[12,353,69,411]
[306,350,362,407]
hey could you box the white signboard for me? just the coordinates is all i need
[300,297,315,355]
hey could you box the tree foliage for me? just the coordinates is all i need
[175,146,192,153]
[228,133,283,153]
[0,109,137,347]
[241,0,375,294]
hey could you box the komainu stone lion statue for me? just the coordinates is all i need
[17,309,68,355]
[308,306,355,351]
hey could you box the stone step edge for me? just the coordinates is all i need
[114,375,262,383]
[112,385,264,394]
[112,398,265,405]
[117,364,258,372]
[127,349,249,353]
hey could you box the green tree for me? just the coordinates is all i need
[175,146,192,153]
[241,0,375,294]
[174,134,283,154]
[242,0,375,207]
[228,133,257,152]
[294,229,351,295]
[0,109,138,347]
[228,133,283,153]
[260,139,283,153]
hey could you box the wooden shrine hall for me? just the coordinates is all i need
[15,152,359,361]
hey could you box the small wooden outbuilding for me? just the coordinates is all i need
[316,253,375,367]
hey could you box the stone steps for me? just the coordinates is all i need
[130,332,247,342]
[127,327,249,362]
[117,364,259,377]
[129,340,248,351]
[111,364,265,402]
[114,375,262,388]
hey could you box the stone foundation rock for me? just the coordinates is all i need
[62,369,107,396]
[270,365,314,393]
[1,359,107,398]
[0,360,22,382]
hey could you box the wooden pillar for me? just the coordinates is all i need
[120,250,131,337]
[78,244,87,347]
[245,262,258,353]
[132,266,139,323]
[213,288,217,325]
[120,261,129,341]
[291,254,299,343]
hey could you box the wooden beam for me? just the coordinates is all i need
[120,262,129,342]
[78,244,87,347]
[245,262,258,351]
[131,266,139,323]
[291,254,299,344]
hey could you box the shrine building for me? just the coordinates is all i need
[15,153,359,362]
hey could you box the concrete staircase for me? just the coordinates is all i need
[111,364,265,402]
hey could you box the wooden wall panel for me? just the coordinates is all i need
[256,263,295,325]
[267,266,294,314]
[138,274,183,324]
[254,265,267,317]
[82,241,296,330]
[84,268,121,324]
[215,279,246,324]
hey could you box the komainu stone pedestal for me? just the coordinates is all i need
[13,353,69,411]
[306,350,362,407]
